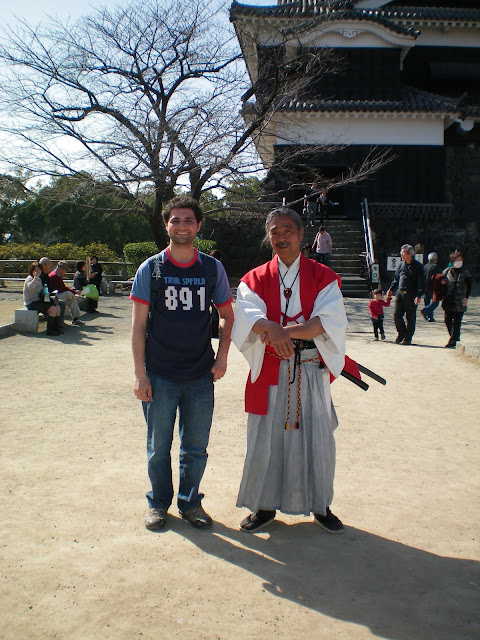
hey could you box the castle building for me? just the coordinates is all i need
[230,0,480,231]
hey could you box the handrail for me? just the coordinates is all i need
[361,197,377,290]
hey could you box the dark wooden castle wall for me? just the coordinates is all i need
[402,47,480,100]
[273,144,446,217]
[305,48,402,101]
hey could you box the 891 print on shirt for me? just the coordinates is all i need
[163,276,208,312]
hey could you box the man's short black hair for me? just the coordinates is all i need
[162,196,203,223]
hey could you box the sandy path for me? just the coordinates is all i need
[1,288,479,640]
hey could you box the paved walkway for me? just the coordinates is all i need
[0,285,479,640]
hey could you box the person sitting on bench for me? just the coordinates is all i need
[74,261,99,314]
[23,262,62,336]
[49,261,83,326]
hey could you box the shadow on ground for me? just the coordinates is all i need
[172,520,480,640]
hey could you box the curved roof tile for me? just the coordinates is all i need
[245,86,462,114]
[230,2,480,24]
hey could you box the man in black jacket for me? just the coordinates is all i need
[387,245,424,345]
[422,252,441,322]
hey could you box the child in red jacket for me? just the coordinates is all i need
[369,288,391,340]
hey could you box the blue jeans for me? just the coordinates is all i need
[423,294,439,320]
[143,371,214,512]
[306,202,317,226]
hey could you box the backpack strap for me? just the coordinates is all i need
[147,251,167,335]
[197,251,218,298]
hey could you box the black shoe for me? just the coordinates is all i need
[313,507,344,534]
[395,336,404,344]
[47,316,61,336]
[240,510,276,533]
[445,342,456,349]
[180,504,212,529]
[381,334,386,340]
[145,508,168,531]
[420,309,428,321]
[401,338,412,345]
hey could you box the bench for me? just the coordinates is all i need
[14,308,41,333]
[14,298,89,333]
[108,280,133,295]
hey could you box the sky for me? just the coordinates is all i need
[1,0,277,27]
[0,0,275,183]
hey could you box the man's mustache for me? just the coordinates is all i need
[275,241,290,248]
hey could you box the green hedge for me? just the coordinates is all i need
[0,242,118,274]
[123,242,157,277]
[0,242,118,260]
[194,238,217,255]
[124,239,217,277]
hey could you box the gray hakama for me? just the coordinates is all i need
[236,348,338,516]
[232,254,347,517]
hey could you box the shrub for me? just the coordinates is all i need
[123,242,158,276]
[0,242,118,274]
[194,238,217,255]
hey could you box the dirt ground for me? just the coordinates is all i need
[1,283,479,640]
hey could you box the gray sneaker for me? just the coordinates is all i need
[145,508,168,531]
[180,504,212,529]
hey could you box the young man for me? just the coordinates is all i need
[231,207,347,534]
[130,196,233,531]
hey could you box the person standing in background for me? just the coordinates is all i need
[312,226,332,265]
[442,250,471,349]
[387,245,424,346]
[421,252,441,322]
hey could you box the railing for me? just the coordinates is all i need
[360,198,377,291]
[0,259,132,279]
[368,202,455,223]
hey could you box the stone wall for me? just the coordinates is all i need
[372,218,479,284]
[373,145,480,280]
[201,211,271,281]
[446,146,480,224]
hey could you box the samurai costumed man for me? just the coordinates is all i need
[231,207,348,534]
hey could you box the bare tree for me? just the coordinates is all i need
[0,0,389,247]
[0,0,260,245]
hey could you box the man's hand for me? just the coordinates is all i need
[260,321,295,360]
[211,353,228,382]
[414,296,420,305]
[134,372,152,402]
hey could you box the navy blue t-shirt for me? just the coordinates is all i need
[131,249,232,382]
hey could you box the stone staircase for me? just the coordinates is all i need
[303,219,370,298]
